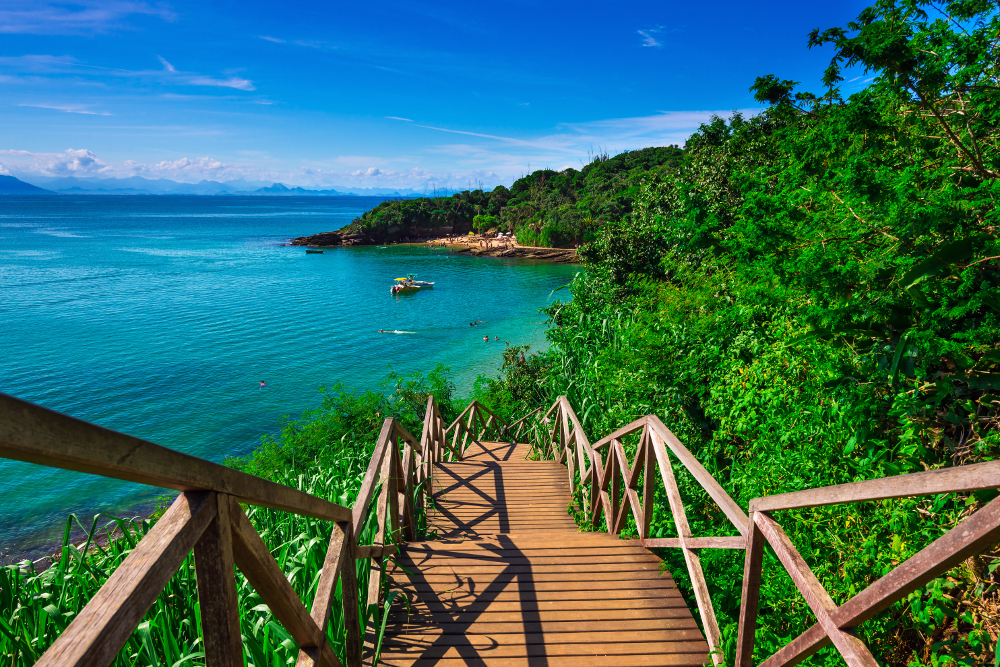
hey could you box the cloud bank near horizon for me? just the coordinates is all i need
[0,109,760,189]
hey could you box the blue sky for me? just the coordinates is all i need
[1,0,873,189]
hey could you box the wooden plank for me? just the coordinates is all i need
[400,581,680,596]
[36,491,216,667]
[751,460,1000,512]
[354,544,398,559]
[379,655,708,667]
[0,392,351,523]
[388,624,706,641]
[194,492,242,667]
[759,494,1000,667]
[227,498,342,667]
[393,596,690,612]
[753,512,878,667]
[647,418,749,537]
[643,537,745,549]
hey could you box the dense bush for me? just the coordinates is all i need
[476,1,1000,664]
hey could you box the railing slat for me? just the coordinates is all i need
[751,460,1000,513]
[296,521,349,667]
[0,393,350,523]
[735,512,766,667]
[647,416,749,537]
[643,536,745,549]
[228,498,342,667]
[194,493,243,667]
[36,491,216,667]
[759,494,1000,667]
[652,433,724,665]
[754,512,879,667]
[351,419,393,534]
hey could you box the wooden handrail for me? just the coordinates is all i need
[0,390,458,667]
[522,396,1000,667]
[0,392,350,523]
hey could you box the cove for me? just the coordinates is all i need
[0,195,577,561]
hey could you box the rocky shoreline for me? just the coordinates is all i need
[288,230,580,264]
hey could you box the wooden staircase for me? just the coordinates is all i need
[373,440,711,666]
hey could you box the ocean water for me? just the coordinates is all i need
[0,195,577,561]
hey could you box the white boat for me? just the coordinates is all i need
[390,274,435,294]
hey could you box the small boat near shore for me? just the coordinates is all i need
[391,274,434,294]
[305,249,324,254]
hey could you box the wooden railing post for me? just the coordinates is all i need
[735,512,765,667]
[194,492,243,667]
[340,524,363,667]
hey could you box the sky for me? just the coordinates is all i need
[0,0,874,190]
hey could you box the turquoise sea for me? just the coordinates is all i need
[0,195,577,561]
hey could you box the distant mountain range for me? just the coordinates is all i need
[3,174,436,197]
[0,175,54,194]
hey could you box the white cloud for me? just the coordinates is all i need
[0,163,10,176]
[1,109,763,189]
[1,148,112,176]
[154,56,256,91]
[386,116,412,122]
[185,74,255,91]
[0,53,256,91]
[0,1,175,35]
[299,165,503,190]
[638,29,661,48]
[259,35,285,43]
[18,103,111,115]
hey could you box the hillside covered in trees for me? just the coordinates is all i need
[339,146,682,247]
[472,0,1000,665]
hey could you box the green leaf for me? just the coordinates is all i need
[902,238,976,289]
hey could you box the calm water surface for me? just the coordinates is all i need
[0,196,576,560]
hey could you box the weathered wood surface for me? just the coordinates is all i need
[373,441,710,666]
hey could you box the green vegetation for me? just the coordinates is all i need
[341,146,683,247]
[0,369,458,666]
[4,2,999,666]
[474,1,1000,664]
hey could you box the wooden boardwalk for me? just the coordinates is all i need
[374,440,711,666]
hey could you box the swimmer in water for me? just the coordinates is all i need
[494,336,498,341]
[483,335,488,342]
[260,381,267,389]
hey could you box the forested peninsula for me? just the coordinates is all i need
[290,146,681,248]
